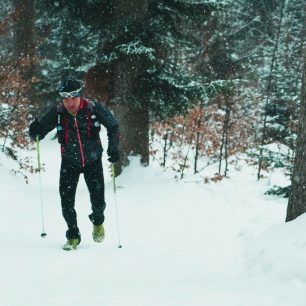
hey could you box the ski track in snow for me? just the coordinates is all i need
[1,135,306,306]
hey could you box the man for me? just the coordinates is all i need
[29,77,120,251]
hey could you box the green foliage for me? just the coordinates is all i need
[35,0,229,116]
[265,185,290,198]
[247,144,293,170]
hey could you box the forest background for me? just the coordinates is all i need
[0,0,305,221]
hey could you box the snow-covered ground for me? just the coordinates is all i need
[1,134,306,306]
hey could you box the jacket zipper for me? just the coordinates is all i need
[74,117,85,167]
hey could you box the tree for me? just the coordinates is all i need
[257,0,285,180]
[0,2,34,175]
[90,0,225,172]
[12,0,35,66]
[110,0,149,169]
[35,0,225,174]
[12,0,39,104]
[286,2,306,222]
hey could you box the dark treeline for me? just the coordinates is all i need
[0,1,305,219]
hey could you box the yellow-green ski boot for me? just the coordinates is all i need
[92,224,105,243]
[62,238,80,251]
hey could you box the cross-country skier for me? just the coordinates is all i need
[29,77,120,251]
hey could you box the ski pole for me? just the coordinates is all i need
[36,137,47,238]
[112,163,122,248]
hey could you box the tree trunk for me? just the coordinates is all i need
[12,0,39,107]
[13,0,35,76]
[218,96,231,176]
[257,0,284,180]
[286,3,306,222]
[224,98,231,177]
[194,103,204,174]
[112,0,149,174]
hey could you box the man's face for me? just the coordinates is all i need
[63,97,81,114]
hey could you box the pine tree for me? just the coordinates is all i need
[266,0,304,149]
[216,1,304,180]
[34,0,227,173]
[286,1,306,221]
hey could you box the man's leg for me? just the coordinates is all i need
[83,159,106,226]
[59,161,81,240]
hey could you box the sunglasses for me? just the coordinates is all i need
[59,88,81,98]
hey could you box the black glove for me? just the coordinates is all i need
[29,119,43,141]
[107,147,120,163]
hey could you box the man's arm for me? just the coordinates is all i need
[29,104,57,141]
[94,101,120,162]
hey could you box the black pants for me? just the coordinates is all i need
[59,159,106,240]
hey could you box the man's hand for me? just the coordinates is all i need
[29,119,43,141]
[107,147,120,163]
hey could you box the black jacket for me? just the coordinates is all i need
[29,98,119,167]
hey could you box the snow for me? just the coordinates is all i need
[263,142,293,157]
[1,133,306,306]
[42,69,49,76]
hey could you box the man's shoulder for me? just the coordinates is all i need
[82,98,108,112]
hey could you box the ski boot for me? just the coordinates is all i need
[62,238,80,251]
[92,224,105,243]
